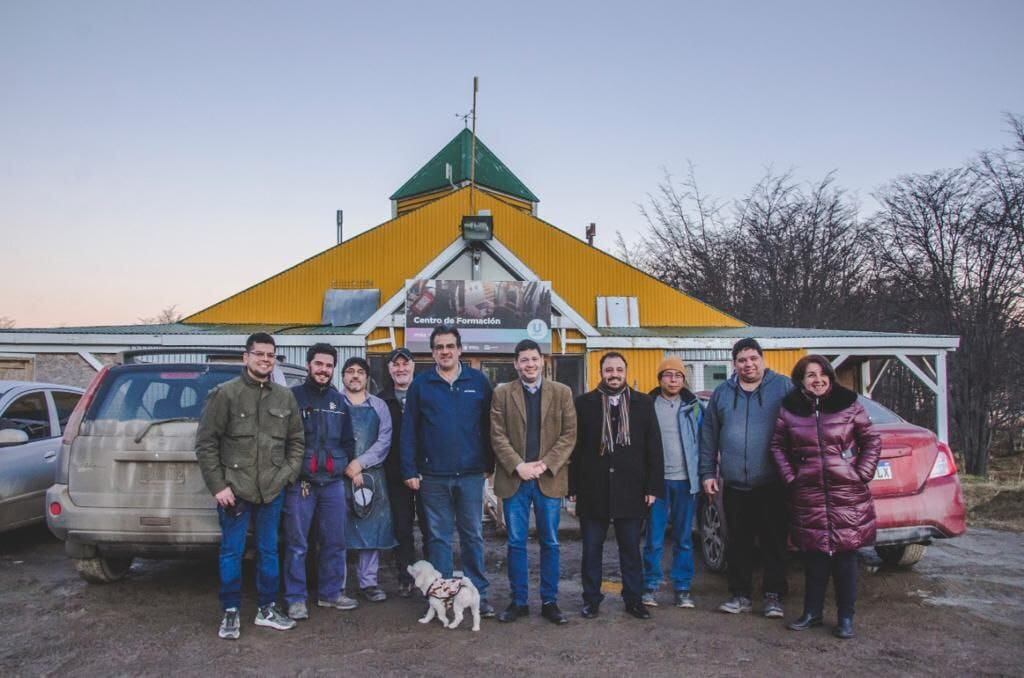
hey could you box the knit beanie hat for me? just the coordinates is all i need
[657,356,687,380]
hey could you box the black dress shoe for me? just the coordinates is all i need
[625,602,652,620]
[787,613,824,631]
[497,603,529,623]
[581,603,600,619]
[541,602,568,625]
[834,617,855,639]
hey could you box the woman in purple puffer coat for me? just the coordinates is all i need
[770,355,880,640]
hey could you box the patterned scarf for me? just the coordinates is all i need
[598,382,631,455]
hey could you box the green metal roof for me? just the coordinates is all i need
[598,326,958,339]
[390,129,539,203]
[0,323,358,336]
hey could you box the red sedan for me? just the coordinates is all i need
[699,395,966,570]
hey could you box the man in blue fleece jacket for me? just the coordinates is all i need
[400,325,495,617]
[699,338,793,619]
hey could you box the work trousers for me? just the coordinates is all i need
[803,550,858,619]
[388,478,430,586]
[724,483,789,598]
[580,516,644,607]
[282,480,347,605]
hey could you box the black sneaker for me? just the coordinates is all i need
[497,602,529,623]
[541,602,568,625]
[763,593,784,619]
[218,608,240,640]
[479,600,496,618]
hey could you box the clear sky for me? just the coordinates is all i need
[2,1,1022,328]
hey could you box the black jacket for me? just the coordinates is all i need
[378,386,404,486]
[569,388,664,520]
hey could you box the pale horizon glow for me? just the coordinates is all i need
[2,1,1022,328]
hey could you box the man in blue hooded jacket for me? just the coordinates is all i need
[401,325,495,617]
[699,338,793,618]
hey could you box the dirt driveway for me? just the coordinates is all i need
[2,523,1022,677]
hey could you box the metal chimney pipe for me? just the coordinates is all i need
[336,210,343,244]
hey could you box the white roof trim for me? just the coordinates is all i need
[0,334,364,351]
[587,336,959,351]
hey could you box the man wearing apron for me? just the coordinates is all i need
[340,357,397,602]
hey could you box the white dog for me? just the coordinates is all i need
[407,560,481,632]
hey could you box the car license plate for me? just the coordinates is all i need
[140,463,186,484]
[874,461,893,481]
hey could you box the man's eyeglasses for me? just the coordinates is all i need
[247,351,276,359]
[432,343,458,351]
[661,371,686,380]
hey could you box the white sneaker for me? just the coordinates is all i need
[254,603,296,630]
[218,608,240,640]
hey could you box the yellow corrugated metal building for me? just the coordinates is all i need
[184,129,807,394]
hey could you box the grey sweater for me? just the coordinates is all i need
[698,369,793,490]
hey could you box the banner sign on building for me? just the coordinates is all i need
[405,279,552,353]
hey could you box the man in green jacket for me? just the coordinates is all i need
[196,332,304,640]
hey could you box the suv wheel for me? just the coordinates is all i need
[875,543,927,567]
[700,496,727,572]
[75,556,133,583]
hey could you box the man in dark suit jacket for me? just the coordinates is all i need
[490,340,577,625]
[569,352,664,620]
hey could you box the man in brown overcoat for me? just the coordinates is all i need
[490,339,577,625]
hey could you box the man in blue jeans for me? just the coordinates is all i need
[642,357,703,609]
[490,340,577,624]
[400,325,495,617]
[195,332,305,639]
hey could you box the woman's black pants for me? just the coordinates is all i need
[802,550,857,619]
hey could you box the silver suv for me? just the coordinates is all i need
[46,350,305,583]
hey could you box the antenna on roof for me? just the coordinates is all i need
[469,76,479,215]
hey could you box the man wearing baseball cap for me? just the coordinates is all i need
[641,357,704,609]
[379,347,430,597]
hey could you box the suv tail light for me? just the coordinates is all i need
[56,366,111,485]
[929,440,958,479]
[62,365,110,446]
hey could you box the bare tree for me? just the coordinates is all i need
[870,139,1024,475]
[0,316,14,329]
[138,305,184,325]
[622,167,871,329]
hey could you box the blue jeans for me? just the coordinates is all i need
[503,479,561,605]
[282,480,346,605]
[419,473,488,598]
[217,492,285,611]
[642,479,697,592]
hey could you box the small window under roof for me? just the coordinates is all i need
[596,297,639,328]
[322,289,380,327]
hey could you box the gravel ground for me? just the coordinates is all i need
[2,522,1022,677]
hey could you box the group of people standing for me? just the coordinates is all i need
[195,329,880,643]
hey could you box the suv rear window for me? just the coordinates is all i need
[87,366,241,422]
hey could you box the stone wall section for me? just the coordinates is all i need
[11,353,119,388]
